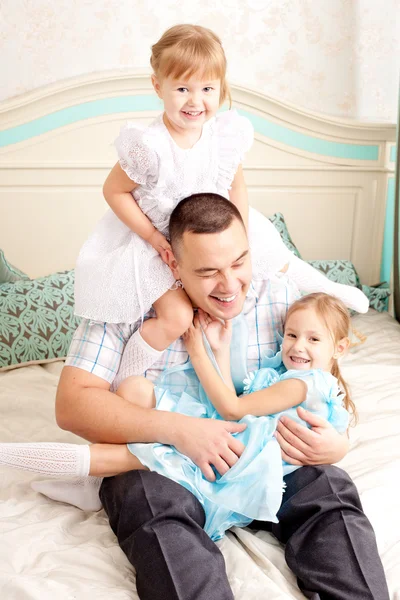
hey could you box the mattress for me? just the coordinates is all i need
[0,309,399,599]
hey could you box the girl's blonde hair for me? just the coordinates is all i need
[286,292,357,423]
[150,24,231,107]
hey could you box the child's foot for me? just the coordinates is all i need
[31,476,103,511]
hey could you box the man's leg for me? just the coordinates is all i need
[253,465,389,600]
[100,471,234,600]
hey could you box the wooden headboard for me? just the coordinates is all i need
[0,71,396,285]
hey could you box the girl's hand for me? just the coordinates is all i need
[147,230,171,264]
[183,318,205,357]
[197,309,232,353]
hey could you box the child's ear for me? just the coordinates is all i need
[334,337,350,359]
[151,74,163,98]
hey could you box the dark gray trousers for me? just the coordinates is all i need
[100,465,389,600]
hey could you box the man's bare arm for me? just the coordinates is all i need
[56,366,247,481]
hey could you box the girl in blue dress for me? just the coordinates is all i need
[0,293,355,540]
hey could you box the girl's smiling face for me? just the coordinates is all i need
[282,307,337,372]
[152,74,221,138]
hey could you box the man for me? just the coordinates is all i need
[57,193,388,600]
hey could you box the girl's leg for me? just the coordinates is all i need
[140,287,194,351]
[286,255,369,313]
[111,288,193,390]
[1,377,153,510]
[112,288,193,390]
[115,374,156,409]
[30,443,147,512]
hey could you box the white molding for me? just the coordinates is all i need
[0,70,394,284]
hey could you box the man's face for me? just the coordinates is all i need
[170,218,252,320]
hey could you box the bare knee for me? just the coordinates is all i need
[155,291,194,338]
[116,376,155,409]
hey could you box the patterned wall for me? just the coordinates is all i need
[0,0,399,121]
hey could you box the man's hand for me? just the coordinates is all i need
[274,406,349,466]
[173,415,246,481]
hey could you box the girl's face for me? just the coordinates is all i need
[152,74,221,136]
[282,307,344,372]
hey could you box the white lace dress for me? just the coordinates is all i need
[74,110,292,323]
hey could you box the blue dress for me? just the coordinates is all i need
[128,320,349,541]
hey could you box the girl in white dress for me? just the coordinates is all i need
[74,23,368,365]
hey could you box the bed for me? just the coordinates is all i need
[0,72,399,598]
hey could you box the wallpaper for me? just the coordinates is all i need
[0,0,399,121]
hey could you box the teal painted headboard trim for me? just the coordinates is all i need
[237,109,378,160]
[0,94,379,160]
[381,177,395,283]
[0,96,163,148]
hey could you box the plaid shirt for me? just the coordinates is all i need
[65,274,299,384]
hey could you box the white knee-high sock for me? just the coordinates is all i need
[0,442,103,511]
[112,328,163,391]
[0,442,90,476]
[286,256,369,313]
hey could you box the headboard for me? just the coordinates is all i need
[0,71,396,285]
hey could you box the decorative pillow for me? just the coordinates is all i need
[268,212,302,258]
[308,259,391,312]
[361,282,391,312]
[0,249,29,285]
[307,259,361,288]
[0,270,80,371]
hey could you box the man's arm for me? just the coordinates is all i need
[56,366,247,481]
[274,406,349,465]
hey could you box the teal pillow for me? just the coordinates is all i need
[0,249,29,284]
[308,259,391,312]
[361,282,390,312]
[0,270,81,370]
[268,212,302,258]
[307,259,361,288]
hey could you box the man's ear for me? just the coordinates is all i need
[334,337,350,359]
[164,248,180,279]
[151,74,162,99]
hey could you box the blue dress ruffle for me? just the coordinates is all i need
[128,345,349,541]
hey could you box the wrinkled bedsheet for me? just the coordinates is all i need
[1,309,399,599]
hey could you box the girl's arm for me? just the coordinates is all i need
[213,348,236,393]
[184,314,307,421]
[190,346,306,420]
[229,165,248,230]
[103,163,171,257]
[195,310,236,392]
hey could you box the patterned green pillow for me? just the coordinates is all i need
[0,249,29,284]
[0,270,81,370]
[268,212,302,258]
[361,282,390,312]
[307,259,361,288]
[308,259,391,312]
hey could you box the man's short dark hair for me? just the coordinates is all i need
[169,193,245,255]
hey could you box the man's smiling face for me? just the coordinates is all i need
[170,217,252,320]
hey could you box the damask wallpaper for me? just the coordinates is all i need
[0,0,399,121]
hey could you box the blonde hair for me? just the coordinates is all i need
[150,24,231,107]
[286,293,357,424]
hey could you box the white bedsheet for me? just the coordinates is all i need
[0,309,399,599]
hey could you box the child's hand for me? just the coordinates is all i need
[197,309,232,353]
[183,319,205,357]
[147,230,172,264]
